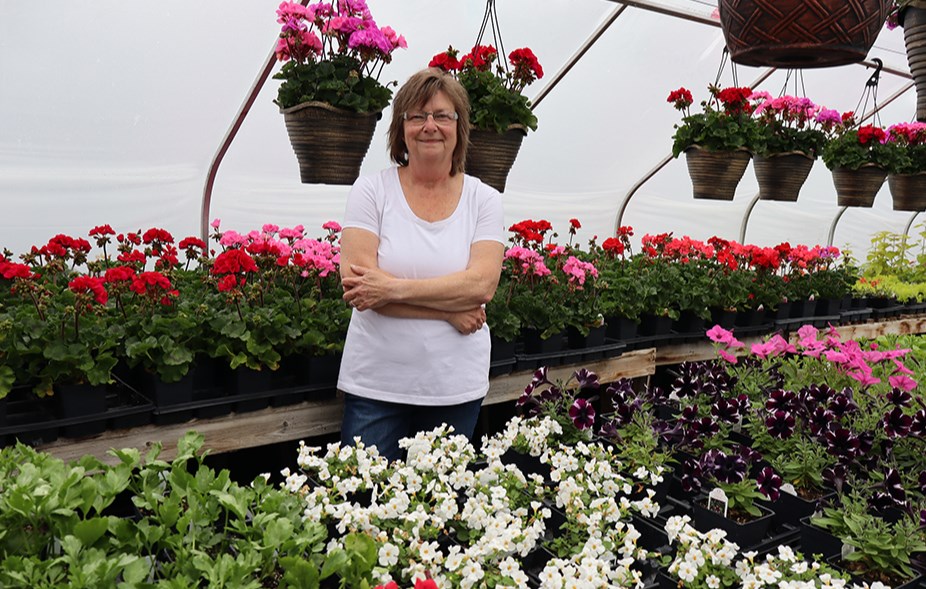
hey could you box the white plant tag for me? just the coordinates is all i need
[841,542,855,560]
[781,483,797,496]
[708,487,729,518]
[732,417,743,433]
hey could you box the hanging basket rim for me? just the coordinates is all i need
[831,163,887,172]
[684,145,752,155]
[472,123,528,137]
[756,150,814,160]
[277,100,382,118]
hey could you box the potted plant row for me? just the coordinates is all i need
[0,220,351,442]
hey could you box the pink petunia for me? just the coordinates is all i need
[706,324,735,345]
[893,359,916,376]
[888,374,918,392]
[797,324,818,346]
[718,349,738,364]
[751,341,774,360]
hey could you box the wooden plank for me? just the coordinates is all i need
[830,315,926,340]
[484,348,656,405]
[40,399,344,466]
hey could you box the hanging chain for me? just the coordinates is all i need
[854,58,883,128]
[713,47,739,87]
[474,0,509,74]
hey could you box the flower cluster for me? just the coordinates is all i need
[273,0,406,112]
[668,84,760,157]
[429,44,543,133]
[748,92,840,157]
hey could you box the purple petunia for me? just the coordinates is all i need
[756,467,783,501]
[568,398,596,431]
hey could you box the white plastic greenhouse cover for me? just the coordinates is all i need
[0,0,919,260]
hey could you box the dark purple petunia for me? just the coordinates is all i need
[529,366,551,389]
[885,387,913,407]
[681,458,703,494]
[538,385,562,404]
[568,398,596,430]
[703,449,747,484]
[883,407,913,438]
[654,420,685,447]
[911,410,926,437]
[516,391,542,417]
[868,492,900,514]
[607,379,634,406]
[737,444,762,465]
[680,405,699,423]
[573,368,600,390]
[711,398,740,424]
[919,471,926,494]
[766,410,796,439]
[883,468,907,503]
[598,418,620,440]
[766,389,797,413]
[612,402,635,426]
[809,406,835,436]
[824,426,860,458]
[756,467,783,501]
[823,464,848,495]
[691,416,720,438]
[828,390,858,418]
[734,393,750,415]
[920,509,926,529]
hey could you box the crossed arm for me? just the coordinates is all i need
[339,227,504,334]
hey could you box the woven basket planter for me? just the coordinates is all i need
[466,125,527,193]
[754,152,814,202]
[888,172,926,211]
[901,6,926,122]
[832,165,886,207]
[280,101,380,185]
[684,146,751,201]
[719,0,891,68]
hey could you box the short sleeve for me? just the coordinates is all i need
[472,182,506,245]
[343,174,382,236]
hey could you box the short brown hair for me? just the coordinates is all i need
[388,68,471,176]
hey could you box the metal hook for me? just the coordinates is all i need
[867,58,883,88]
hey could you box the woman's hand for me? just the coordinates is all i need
[447,307,486,335]
[342,264,397,311]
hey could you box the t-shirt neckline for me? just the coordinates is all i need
[392,166,467,227]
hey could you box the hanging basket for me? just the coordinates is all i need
[465,125,527,193]
[280,101,380,185]
[888,172,926,211]
[754,152,815,202]
[901,6,926,122]
[832,165,886,207]
[684,146,751,201]
[718,0,891,68]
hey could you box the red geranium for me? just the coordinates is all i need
[428,49,460,72]
[68,275,108,305]
[858,124,886,145]
[667,87,693,110]
[509,47,543,85]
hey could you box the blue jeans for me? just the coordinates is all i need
[340,393,484,462]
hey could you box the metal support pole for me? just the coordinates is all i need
[531,5,627,110]
[827,206,848,246]
[739,193,761,243]
[903,212,922,238]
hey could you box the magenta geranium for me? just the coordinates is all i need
[273,0,406,112]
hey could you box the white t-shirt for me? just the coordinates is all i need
[337,166,505,406]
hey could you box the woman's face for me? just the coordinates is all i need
[403,90,458,168]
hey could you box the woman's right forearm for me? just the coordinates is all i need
[371,302,449,321]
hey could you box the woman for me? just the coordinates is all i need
[338,68,505,461]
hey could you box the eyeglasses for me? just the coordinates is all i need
[403,111,458,126]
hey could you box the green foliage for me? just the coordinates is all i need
[459,67,538,133]
[813,494,926,582]
[753,123,826,158]
[821,129,901,171]
[274,54,394,113]
[671,110,758,158]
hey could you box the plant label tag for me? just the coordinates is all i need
[708,487,729,518]
[732,418,742,434]
[841,543,855,559]
[781,483,797,496]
